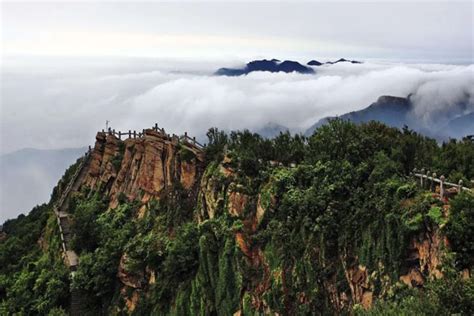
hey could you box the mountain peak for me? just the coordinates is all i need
[215,59,315,76]
[307,60,323,66]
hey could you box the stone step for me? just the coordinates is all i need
[70,289,87,316]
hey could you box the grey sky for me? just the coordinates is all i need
[2,1,473,62]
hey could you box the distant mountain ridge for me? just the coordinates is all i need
[305,95,474,140]
[215,59,315,76]
[216,58,363,76]
[254,122,289,138]
[308,58,362,66]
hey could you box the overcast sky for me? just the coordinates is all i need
[2,1,473,62]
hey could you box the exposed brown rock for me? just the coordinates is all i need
[256,191,275,225]
[256,195,266,225]
[82,130,204,208]
[198,161,234,221]
[413,229,445,279]
[117,254,143,289]
[180,160,196,190]
[361,291,373,310]
[236,232,251,257]
[120,286,140,313]
[400,268,425,287]
[344,264,373,309]
[228,190,248,217]
[75,130,205,311]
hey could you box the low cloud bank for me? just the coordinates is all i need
[1,58,473,154]
[1,57,473,221]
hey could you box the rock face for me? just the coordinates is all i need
[400,229,446,287]
[73,129,206,312]
[82,130,204,208]
[227,190,249,217]
[344,265,373,310]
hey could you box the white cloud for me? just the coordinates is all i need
[1,57,473,155]
[125,62,474,136]
[1,57,473,221]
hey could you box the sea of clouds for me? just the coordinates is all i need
[2,57,473,155]
[1,56,473,221]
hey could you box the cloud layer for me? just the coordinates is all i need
[1,57,473,155]
[1,57,473,221]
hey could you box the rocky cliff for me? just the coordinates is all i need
[81,129,204,209]
[2,120,473,315]
[66,128,470,314]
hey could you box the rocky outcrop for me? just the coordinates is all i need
[400,228,446,287]
[198,158,234,221]
[227,189,248,217]
[344,265,373,310]
[117,254,144,289]
[120,287,140,313]
[71,130,206,313]
[400,268,424,288]
[82,130,204,208]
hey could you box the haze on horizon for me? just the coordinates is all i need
[2,1,473,63]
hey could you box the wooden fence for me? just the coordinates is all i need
[101,123,205,150]
[412,168,472,199]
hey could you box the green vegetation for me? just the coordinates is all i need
[445,192,474,269]
[0,161,84,315]
[1,119,473,315]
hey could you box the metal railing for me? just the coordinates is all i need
[53,148,91,266]
[412,168,472,200]
[101,123,205,150]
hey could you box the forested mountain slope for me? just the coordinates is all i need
[1,120,473,315]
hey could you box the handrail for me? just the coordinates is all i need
[53,148,91,267]
[100,123,205,150]
[412,168,472,200]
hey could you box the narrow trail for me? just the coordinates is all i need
[53,149,91,315]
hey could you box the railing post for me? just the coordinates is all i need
[431,172,437,192]
[458,180,463,193]
[118,131,122,140]
[440,175,445,200]
[129,130,131,138]
[424,171,433,189]
[133,130,136,138]
[108,127,111,135]
[155,123,158,131]
[421,168,425,187]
